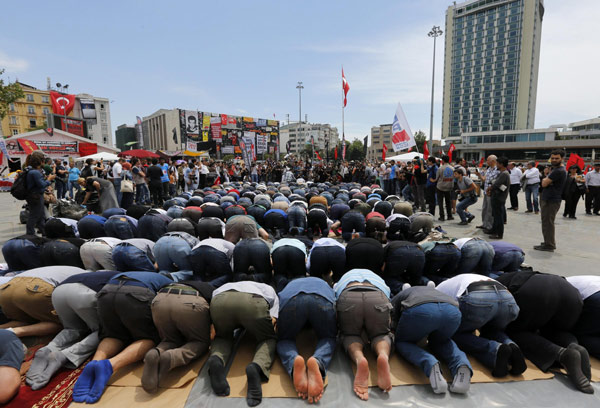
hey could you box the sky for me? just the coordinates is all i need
[1,0,599,144]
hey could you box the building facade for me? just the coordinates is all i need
[1,82,51,137]
[366,124,393,162]
[453,117,600,163]
[442,0,544,142]
[71,94,113,147]
[279,122,339,156]
[115,124,137,152]
[141,109,181,151]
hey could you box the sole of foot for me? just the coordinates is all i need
[376,354,392,393]
[307,357,324,404]
[354,357,369,401]
[293,355,308,399]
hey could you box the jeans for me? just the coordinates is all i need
[277,294,336,378]
[233,238,272,283]
[26,195,46,236]
[55,180,66,200]
[456,196,477,222]
[77,216,106,239]
[272,246,307,292]
[113,177,122,206]
[189,246,232,287]
[457,239,494,275]
[138,214,171,242]
[525,184,539,212]
[287,206,307,234]
[2,238,44,272]
[154,236,194,272]
[104,217,138,239]
[68,179,81,199]
[423,244,461,284]
[251,174,259,183]
[425,185,437,215]
[492,250,524,273]
[135,183,150,205]
[41,240,85,268]
[573,292,600,359]
[395,302,470,377]
[384,244,426,294]
[112,244,156,271]
[402,184,413,202]
[453,288,519,369]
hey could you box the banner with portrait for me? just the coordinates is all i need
[184,110,199,136]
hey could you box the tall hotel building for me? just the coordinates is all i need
[442,0,544,142]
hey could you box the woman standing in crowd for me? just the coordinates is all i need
[24,151,56,236]
[563,165,585,219]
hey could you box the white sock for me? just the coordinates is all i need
[449,365,471,394]
[427,281,436,288]
[429,363,447,394]
[402,283,411,291]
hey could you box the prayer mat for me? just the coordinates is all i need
[351,348,554,387]
[226,329,328,398]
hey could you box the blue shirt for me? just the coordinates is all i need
[68,167,81,181]
[389,165,396,180]
[61,271,119,292]
[109,272,172,292]
[489,241,524,257]
[160,164,169,183]
[278,277,335,310]
[426,165,438,188]
[26,168,50,194]
[333,269,391,299]
[81,214,107,225]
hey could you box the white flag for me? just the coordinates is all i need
[391,103,415,152]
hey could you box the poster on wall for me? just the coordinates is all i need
[186,141,197,152]
[221,146,234,154]
[256,134,268,154]
[57,117,87,138]
[202,114,211,130]
[35,140,78,154]
[80,98,97,119]
[210,117,222,142]
[202,131,209,142]
[184,110,199,136]
[79,142,97,156]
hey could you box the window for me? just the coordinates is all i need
[43,107,50,115]
[29,118,37,128]
[9,103,15,112]
[26,94,34,102]
[12,129,18,136]
[42,95,49,103]
[9,116,17,125]
[28,105,35,114]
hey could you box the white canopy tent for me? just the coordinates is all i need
[385,152,423,162]
[75,152,120,162]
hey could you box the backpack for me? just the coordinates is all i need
[10,169,31,200]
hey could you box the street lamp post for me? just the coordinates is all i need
[428,25,443,157]
[55,82,70,132]
[296,81,304,161]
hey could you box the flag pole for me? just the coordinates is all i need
[342,65,345,162]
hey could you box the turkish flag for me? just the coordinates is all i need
[220,114,228,126]
[18,139,40,154]
[565,153,585,171]
[316,151,322,161]
[382,143,388,161]
[448,143,456,162]
[479,157,485,167]
[334,146,338,160]
[392,129,410,144]
[423,142,429,160]
[50,91,76,116]
[342,68,350,108]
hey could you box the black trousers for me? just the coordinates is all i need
[149,183,163,206]
[563,194,581,218]
[507,274,583,371]
[272,246,307,292]
[233,238,272,283]
[436,189,452,219]
[585,186,600,213]
[509,184,520,209]
[425,185,437,216]
[490,196,505,237]
[309,246,346,283]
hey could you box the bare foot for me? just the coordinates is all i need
[307,357,324,404]
[354,356,369,400]
[376,354,392,393]
[293,355,308,399]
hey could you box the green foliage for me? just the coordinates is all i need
[0,70,24,121]
[414,130,427,153]
[347,139,366,161]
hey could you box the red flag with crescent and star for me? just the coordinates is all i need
[50,91,76,116]
[342,68,349,108]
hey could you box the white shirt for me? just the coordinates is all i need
[566,275,600,300]
[213,281,279,318]
[119,238,155,252]
[307,238,345,269]
[523,167,540,185]
[509,167,522,185]
[16,266,87,287]
[385,213,409,227]
[585,170,600,187]
[112,162,123,179]
[453,238,474,250]
[53,217,80,237]
[200,163,209,175]
[436,273,496,299]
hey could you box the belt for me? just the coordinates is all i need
[159,286,199,296]
[464,281,506,294]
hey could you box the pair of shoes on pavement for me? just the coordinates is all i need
[533,244,554,252]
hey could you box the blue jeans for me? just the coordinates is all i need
[395,302,470,377]
[423,244,461,284]
[456,196,477,222]
[138,214,170,242]
[287,206,307,234]
[457,239,494,275]
[113,178,122,206]
[492,250,524,273]
[384,244,426,294]
[525,184,539,212]
[55,180,66,199]
[104,217,138,239]
[26,195,46,236]
[453,288,519,370]
[154,236,194,272]
[401,184,413,202]
[68,179,81,199]
[251,174,259,183]
[277,294,337,378]
[135,183,150,204]
[111,244,156,272]
[2,238,44,272]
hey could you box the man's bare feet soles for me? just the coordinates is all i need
[293,355,308,399]
[376,354,392,393]
[354,356,369,400]
[307,357,324,404]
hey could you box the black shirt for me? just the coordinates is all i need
[60,271,120,292]
[172,280,215,302]
[147,165,164,185]
[541,165,567,202]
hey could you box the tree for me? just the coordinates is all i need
[0,70,24,138]
[347,139,366,161]
[414,130,427,153]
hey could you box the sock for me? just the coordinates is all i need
[559,347,593,394]
[491,344,511,377]
[246,363,263,407]
[158,350,173,385]
[401,283,411,291]
[86,359,114,403]
[31,351,67,390]
[207,355,230,396]
[26,348,52,387]
[508,343,527,376]
[427,281,436,288]
[72,360,97,403]
[141,348,160,394]
[428,363,447,394]
[568,343,592,381]
[449,365,471,394]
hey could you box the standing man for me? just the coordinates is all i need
[487,157,510,240]
[111,158,124,206]
[584,162,600,215]
[199,158,209,188]
[147,158,165,207]
[534,150,567,252]
[388,160,397,196]
[425,157,439,216]
[435,155,455,221]
[475,155,499,231]
[523,161,541,214]
[508,162,522,211]
[131,158,149,205]
[159,158,170,200]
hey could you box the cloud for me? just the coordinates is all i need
[0,51,29,73]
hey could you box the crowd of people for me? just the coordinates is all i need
[1,149,599,406]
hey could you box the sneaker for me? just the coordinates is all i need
[467,215,475,223]
[458,221,469,225]
[438,217,445,221]
[533,245,554,252]
[447,217,455,221]
[524,210,533,213]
